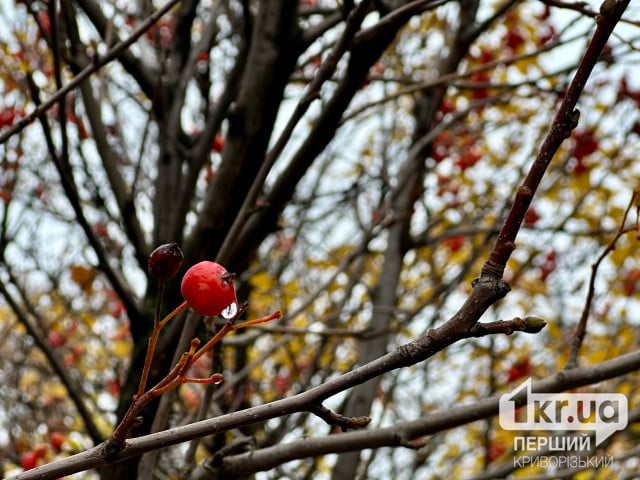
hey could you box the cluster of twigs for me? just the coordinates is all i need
[105,292,281,459]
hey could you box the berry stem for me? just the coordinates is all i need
[189,308,281,365]
[188,319,236,365]
[182,373,224,384]
[231,310,282,331]
[137,281,165,397]
[159,300,189,328]
[137,295,188,398]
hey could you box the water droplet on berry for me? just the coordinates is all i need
[221,301,237,319]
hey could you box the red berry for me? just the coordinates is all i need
[487,440,506,462]
[148,243,184,281]
[0,109,16,128]
[92,223,109,237]
[0,188,11,204]
[211,134,225,153]
[622,268,640,295]
[21,451,38,471]
[455,149,482,170]
[572,129,599,162]
[181,261,237,316]
[506,358,533,383]
[274,373,292,395]
[442,235,465,252]
[47,330,67,347]
[49,432,65,451]
[504,27,525,52]
[33,444,48,458]
[539,250,557,282]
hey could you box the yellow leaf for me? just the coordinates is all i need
[70,265,96,293]
[112,340,131,358]
[250,271,275,292]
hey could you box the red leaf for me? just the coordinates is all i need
[442,235,465,252]
[572,129,599,161]
[504,27,525,52]
[455,149,482,170]
[506,358,533,383]
[539,250,557,282]
[523,207,540,226]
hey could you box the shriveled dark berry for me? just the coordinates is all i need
[148,243,184,281]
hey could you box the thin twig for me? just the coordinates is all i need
[310,403,372,431]
[565,190,638,368]
[105,299,278,459]
[137,281,166,397]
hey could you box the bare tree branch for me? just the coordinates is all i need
[481,0,631,281]
[11,344,640,480]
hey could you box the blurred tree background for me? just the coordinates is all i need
[1,0,640,478]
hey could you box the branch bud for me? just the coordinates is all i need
[523,316,547,333]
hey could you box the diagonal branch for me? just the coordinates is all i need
[79,80,149,264]
[192,352,640,478]
[566,190,638,368]
[12,341,640,480]
[0,0,182,145]
[73,0,159,99]
[63,5,149,266]
[481,0,630,281]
